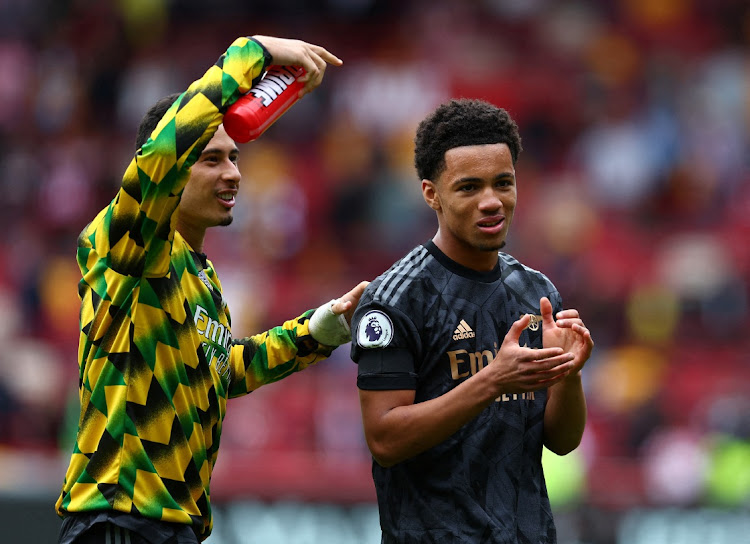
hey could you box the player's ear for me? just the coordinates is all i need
[422,179,440,211]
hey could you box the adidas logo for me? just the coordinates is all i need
[452,319,475,341]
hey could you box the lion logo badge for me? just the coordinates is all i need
[357,310,394,348]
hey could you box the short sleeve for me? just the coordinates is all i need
[350,303,419,391]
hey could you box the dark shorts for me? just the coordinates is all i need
[58,512,200,544]
[61,522,150,544]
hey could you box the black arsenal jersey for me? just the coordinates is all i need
[351,241,563,544]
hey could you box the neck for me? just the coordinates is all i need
[432,231,500,272]
[176,220,206,254]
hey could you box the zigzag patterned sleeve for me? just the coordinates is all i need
[83,37,270,279]
[226,310,336,398]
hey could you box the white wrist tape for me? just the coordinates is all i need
[309,299,352,346]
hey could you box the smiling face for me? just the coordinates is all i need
[422,143,517,271]
[176,125,240,251]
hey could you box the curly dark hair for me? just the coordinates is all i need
[414,98,522,181]
[134,92,182,151]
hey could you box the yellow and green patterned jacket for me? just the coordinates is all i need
[55,37,333,540]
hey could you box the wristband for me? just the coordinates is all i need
[309,299,352,346]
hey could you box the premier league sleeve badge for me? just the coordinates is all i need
[356,310,394,349]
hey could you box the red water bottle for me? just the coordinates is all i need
[223,65,306,143]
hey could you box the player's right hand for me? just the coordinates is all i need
[251,36,343,96]
[489,314,576,395]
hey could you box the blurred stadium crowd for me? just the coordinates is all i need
[0,0,749,542]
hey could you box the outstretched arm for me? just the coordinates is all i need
[226,281,369,397]
[96,37,271,279]
[540,296,594,455]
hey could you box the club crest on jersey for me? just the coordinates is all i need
[526,314,542,331]
[198,270,212,289]
[357,310,393,348]
[198,270,226,309]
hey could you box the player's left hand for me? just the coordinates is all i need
[540,297,594,375]
[332,281,369,326]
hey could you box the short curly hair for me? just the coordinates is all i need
[414,98,522,181]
